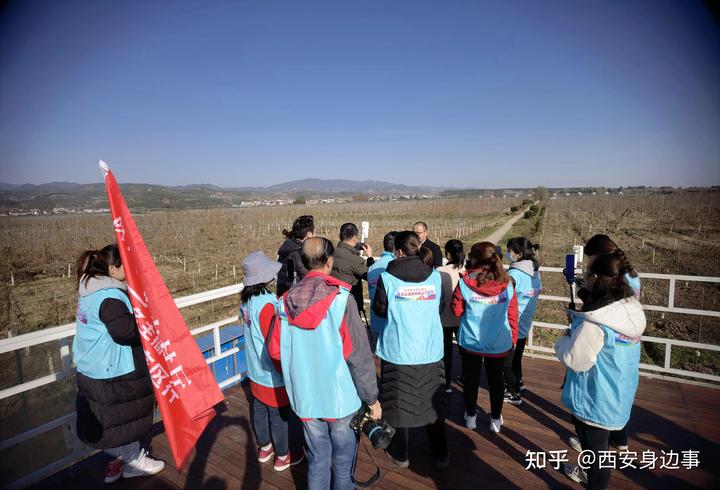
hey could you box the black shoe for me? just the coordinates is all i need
[503,391,522,406]
[518,379,526,392]
[455,376,464,387]
[384,450,409,468]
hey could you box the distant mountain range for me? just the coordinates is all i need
[0,178,443,211]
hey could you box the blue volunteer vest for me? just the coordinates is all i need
[457,280,515,355]
[73,288,136,379]
[368,252,395,335]
[508,269,542,340]
[561,313,641,429]
[278,287,361,419]
[241,293,285,389]
[375,270,443,365]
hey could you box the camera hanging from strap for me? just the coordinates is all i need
[350,430,381,488]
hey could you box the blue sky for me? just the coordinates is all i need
[1,0,718,188]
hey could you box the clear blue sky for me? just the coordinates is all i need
[1,0,718,188]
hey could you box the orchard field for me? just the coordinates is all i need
[502,189,720,379]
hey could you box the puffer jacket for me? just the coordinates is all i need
[74,276,155,449]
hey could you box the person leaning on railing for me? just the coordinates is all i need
[72,244,165,484]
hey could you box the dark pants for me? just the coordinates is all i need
[610,426,628,447]
[442,327,458,387]
[503,347,519,395]
[461,352,506,419]
[387,420,448,462]
[251,398,290,456]
[512,337,527,382]
[572,416,612,490]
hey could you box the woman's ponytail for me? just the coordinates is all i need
[75,244,122,287]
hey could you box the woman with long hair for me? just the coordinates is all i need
[557,252,646,488]
[276,215,315,296]
[452,242,518,433]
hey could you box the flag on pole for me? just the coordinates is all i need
[100,160,224,470]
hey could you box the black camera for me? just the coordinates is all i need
[350,403,395,450]
[354,242,367,252]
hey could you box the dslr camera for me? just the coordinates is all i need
[350,403,395,449]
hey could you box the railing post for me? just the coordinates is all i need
[668,278,676,310]
[59,337,72,376]
[664,343,672,371]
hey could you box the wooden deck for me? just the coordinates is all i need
[31,356,719,489]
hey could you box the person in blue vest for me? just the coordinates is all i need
[240,251,304,471]
[372,231,449,469]
[452,241,519,434]
[268,237,380,490]
[567,234,642,459]
[72,245,164,484]
[503,237,542,405]
[556,251,646,489]
[367,231,398,344]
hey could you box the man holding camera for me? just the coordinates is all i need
[331,223,375,313]
[269,237,381,490]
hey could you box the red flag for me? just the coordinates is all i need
[101,161,224,470]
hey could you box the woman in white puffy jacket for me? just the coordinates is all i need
[555,252,646,490]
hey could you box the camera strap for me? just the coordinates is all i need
[350,431,381,488]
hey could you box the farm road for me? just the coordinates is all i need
[482,203,533,244]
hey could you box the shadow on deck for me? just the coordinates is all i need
[30,356,720,489]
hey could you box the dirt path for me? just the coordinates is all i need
[482,205,531,244]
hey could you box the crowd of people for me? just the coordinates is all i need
[72,213,646,490]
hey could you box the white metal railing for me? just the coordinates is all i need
[0,283,246,489]
[525,267,720,383]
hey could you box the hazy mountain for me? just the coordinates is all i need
[268,178,436,194]
[0,178,442,211]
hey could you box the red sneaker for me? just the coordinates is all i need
[104,457,124,484]
[258,444,275,463]
[274,451,304,472]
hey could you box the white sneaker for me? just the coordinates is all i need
[568,436,582,452]
[489,415,503,433]
[464,412,477,429]
[122,449,165,479]
[564,463,588,485]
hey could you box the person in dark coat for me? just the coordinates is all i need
[73,245,164,484]
[276,215,315,296]
[331,222,375,313]
[413,221,443,268]
[372,231,449,469]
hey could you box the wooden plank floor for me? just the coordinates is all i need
[31,356,719,489]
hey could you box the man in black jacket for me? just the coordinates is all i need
[413,221,443,268]
[331,223,375,313]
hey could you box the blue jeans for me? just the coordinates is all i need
[302,414,357,490]
[251,398,290,456]
[106,441,140,461]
